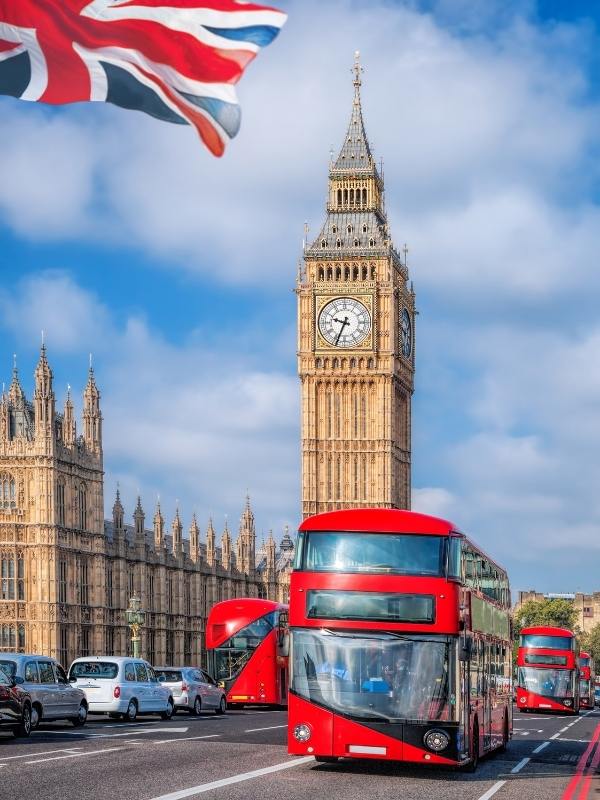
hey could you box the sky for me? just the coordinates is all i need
[1,0,600,594]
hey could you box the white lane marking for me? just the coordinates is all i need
[154,735,221,745]
[0,747,83,762]
[41,726,190,740]
[25,746,122,765]
[559,726,569,733]
[477,781,506,800]
[511,757,531,774]
[550,732,561,740]
[244,725,288,733]
[532,741,550,754]
[147,756,314,800]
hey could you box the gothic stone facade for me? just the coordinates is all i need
[298,57,416,518]
[0,349,293,666]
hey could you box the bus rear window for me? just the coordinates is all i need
[306,590,435,623]
[520,635,573,650]
[301,532,446,576]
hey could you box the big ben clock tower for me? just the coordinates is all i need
[298,54,416,518]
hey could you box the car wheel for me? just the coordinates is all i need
[160,698,174,720]
[71,703,88,727]
[14,704,32,738]
[30,704,41,730]
[192,696,202,716]
[215,696,226,716]
[123,699,138,722]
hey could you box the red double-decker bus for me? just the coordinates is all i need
[288,509,512,769]
[205,598,288,706]
[579,651,594,710]
[516,626,579,714]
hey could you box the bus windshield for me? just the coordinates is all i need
[517,667,574,698]
[291,629,456,722]
[213,611,277,684]
[520,634,573,650]
[301,532,446,576]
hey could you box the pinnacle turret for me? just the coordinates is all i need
[154,501,165,550]
[332,51,377,175]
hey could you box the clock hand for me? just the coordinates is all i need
[335,316,350,345]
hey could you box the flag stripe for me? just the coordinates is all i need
[203,24,280,46]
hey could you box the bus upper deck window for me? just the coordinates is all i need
[448,536,462,580]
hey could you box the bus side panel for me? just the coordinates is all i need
[288,693,333,756]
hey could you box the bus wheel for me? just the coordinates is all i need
[465,722,479,772]
[315,756,339,764]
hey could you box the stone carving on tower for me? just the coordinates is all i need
[297,54,416,517]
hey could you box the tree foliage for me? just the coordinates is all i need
[513,599,577,639]
[583,624,600,667]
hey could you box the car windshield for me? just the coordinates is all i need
[69,661,119,679]
[155,670,183,683]
[0,659,16,679]
[291,628,456,722]
[517,667,574,698]
[301,532,446,575]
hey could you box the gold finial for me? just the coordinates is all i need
[353,50,363,88]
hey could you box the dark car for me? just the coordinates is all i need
[0,666,32,739]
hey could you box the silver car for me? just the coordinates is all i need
[0,653,88,728]
[153,666,226,715]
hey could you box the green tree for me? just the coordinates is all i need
[513,598,577,639]
[583,624,600,667]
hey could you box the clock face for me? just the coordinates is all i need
[318,297,371,348]
[400,308,412,358]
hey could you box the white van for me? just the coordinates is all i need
[68,656,174,721]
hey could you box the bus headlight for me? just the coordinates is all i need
[564,699,572,706]
[424,729,450,753]
[293,724,312,742]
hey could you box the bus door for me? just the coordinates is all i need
[483,642,493,750]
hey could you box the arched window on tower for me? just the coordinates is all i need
[371,266,376,279]
[321,239,326,249]
[327,266,333,279]
[337,189,342,206]
[344,266,350,280]
[336,238,342,249]
[363,224,368,234]
[350,188,355,206]
[353,266,359,280]
[369,238,375,247]
[347,225,352,234]
[318,267,324,280]
[77,484,87,531]
[362,188,367,206]
[362,265,368,279]
[335,266,341,280]
[0,473,16,510]
[343,189,348,205]
[354,238,360,247]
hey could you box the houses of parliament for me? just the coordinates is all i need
[0,55,415,666]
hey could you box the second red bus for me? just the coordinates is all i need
[206,598,288,706]
[516,626,579,714]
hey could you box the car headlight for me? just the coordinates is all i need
[293,724,312,742]
[424,729,450,752]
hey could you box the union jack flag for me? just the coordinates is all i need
[0,0,286,156]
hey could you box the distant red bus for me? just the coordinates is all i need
[579,651,594,710]
[288,509,512,770]
[206,598,288,706]
[516,626,579,714]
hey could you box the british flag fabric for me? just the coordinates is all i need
[0,0,286,156]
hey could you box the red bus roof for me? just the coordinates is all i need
[299,508,460,535]
[580,651,591,658]
[520,626,576,637]
[205,598,287,649]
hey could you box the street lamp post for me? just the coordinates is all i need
[125,596,145,659]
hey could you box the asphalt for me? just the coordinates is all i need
[1,705,599,800]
